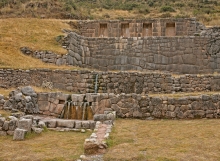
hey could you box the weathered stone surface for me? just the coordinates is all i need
[54,104,64,114]
[21,86,35,96]
[82,121,90,129]
[38,93,49,101]
[0,131,7,136]
[44,119,57,128]
[56,120,75,128]
[13,128,27,141]
[8,120,17,131]
[2,121,9,131]
[93,114,107,121]
[75,121,82,129]
[0,94,4,100]
[32,127,43,134]
[18,119,32,132]
[38,101,50,111]
[0,117,5,127]
[7,130,14,136]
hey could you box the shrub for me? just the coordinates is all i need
[147,0,154,7]
[160,6,176,12]
[120,2,139,11]
[175,3,185,7]
[138,8,150,14]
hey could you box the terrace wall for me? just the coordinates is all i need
[1,69,220,94]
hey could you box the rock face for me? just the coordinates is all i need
[3,86,39,114]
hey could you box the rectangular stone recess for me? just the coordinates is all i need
[99,24,108,37]
[165,23,176,36]
[143,23,152,37]
[121,23,130,37]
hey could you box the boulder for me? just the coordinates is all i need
[0,117,5,127]
[13,128,27,141]
[38,121,46,128]
[21,86,35,96]
[15,93,23,102]
[2,121,9,131]
[18,119,32,132]
[8,119,17,131]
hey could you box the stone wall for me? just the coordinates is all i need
[20,24,220,74]
[1,69,220,94]
[0,116,18,136]
[107,93,220,119]
[78,18,204,37]
[28,92,220,119]
[64,32,215,74]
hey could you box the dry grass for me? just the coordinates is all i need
[148,91,220,98]
[0,110,11,117]
[0,130,91,161]
[0,18,76,69]
[0,86,75,98]
[0,88,16,96]
[104,119,220,161]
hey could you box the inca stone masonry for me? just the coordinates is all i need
[21,18,220,74]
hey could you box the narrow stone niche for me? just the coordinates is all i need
[99,24,108,37]
[143,23,152,37]
[121,23,130,37]
[165,23,176,36]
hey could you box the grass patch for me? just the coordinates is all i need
[104,119,220,161]
[0,130,91,161]
[148,91,220,98]
[0,86,76,98]
[0,18,77,69]
[0,110,11,117]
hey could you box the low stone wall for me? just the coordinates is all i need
[42,119,96,130]
[112,93,220,119]
[1,69,220,94]
[0,116,17,136]
[35,92,220,120]
[20,47,67,66]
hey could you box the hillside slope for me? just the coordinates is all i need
[0,18,76,69]
[0,0,220,25]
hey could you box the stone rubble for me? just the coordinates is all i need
[3,86,39,114]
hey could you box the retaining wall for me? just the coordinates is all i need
[64,33,214,74]
[37,92,220,119]
[1,69,220,94]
